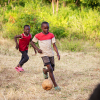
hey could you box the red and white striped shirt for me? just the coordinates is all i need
[32,32,56,57]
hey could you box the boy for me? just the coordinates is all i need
[14,25,36,72]
[31,22,61,91]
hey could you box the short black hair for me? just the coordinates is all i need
[24,25,30,29]
[41,22,49,27]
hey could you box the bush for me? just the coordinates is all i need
[3,23,22,39]
[56,39,84,52]
[1,1,100,42]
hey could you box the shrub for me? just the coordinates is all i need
[56,38,84,52]
[1,1,100,42]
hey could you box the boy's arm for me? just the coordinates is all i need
[53,43,60,60]
[30,38,37,55]
[30,41,42,53]
[14,35,22,50]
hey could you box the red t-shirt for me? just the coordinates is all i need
[35,32,55,40]
[19,33,31,51]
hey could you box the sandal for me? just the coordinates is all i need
[43,68,48,79]
[55,86,61,91]
[15,67,20,72]
[18,67,24,72]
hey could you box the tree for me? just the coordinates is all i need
[75,0,80,6]
[63,1,66,7]
[52,0,55,14]
[8,0,10,4]
[56,0,59,13]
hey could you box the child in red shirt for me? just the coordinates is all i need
[14,25,36,72]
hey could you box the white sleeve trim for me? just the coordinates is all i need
[32,36,38,43]
[52,37,56,44]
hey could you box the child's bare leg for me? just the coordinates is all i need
[43,68,48,74]
[46,64,57,87]
[43,65,54,74]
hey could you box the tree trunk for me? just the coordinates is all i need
[54,0,56,3]
[63,1,66,7]
[56,0,59,13]
[48,0,52,2]
[52,0,54,14]
[8,0,10,4]
[76,0,80,6]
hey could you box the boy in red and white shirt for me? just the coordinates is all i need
[31,22,61,91]
[14,25,36,72]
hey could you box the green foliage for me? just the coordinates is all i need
[56,39,84,52]
[3,23,21,39]
[1,0,100,51]
[95,42,100,51]
[1,1,100,40]
[51,26,67,39]
[61,0,100,8]
[0,0,29,7]
[1,0,100,8]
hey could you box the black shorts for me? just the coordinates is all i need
[41,56,55,68]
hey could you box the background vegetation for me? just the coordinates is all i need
[0,0,100,51]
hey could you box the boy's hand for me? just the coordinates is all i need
[37,49,42,53]
[16,43,19,50]
[57,54,60,60]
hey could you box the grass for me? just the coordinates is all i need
[56,38,100,52]
[0,38,100,100]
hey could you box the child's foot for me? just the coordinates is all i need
[15,67,20,72]
[43,68,48,79]
[18,67,24,72]
[15,67,24,72]
[55,86,61,91]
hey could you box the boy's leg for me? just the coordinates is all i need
[43,64,61,90]
[42,56,61,90]
[46,64,57,87]
[15,50,29,72]
[42,56,49,78]
[43,56,55,74]
[15,53,24,71]
[19,55,24,67]
[49,57,55,71]
[42,56,58,87]
[19,50,29,67]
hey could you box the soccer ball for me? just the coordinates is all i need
[42,79,53,90]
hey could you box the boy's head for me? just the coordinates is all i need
[24,25,30,35]
[41,22,49,34]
